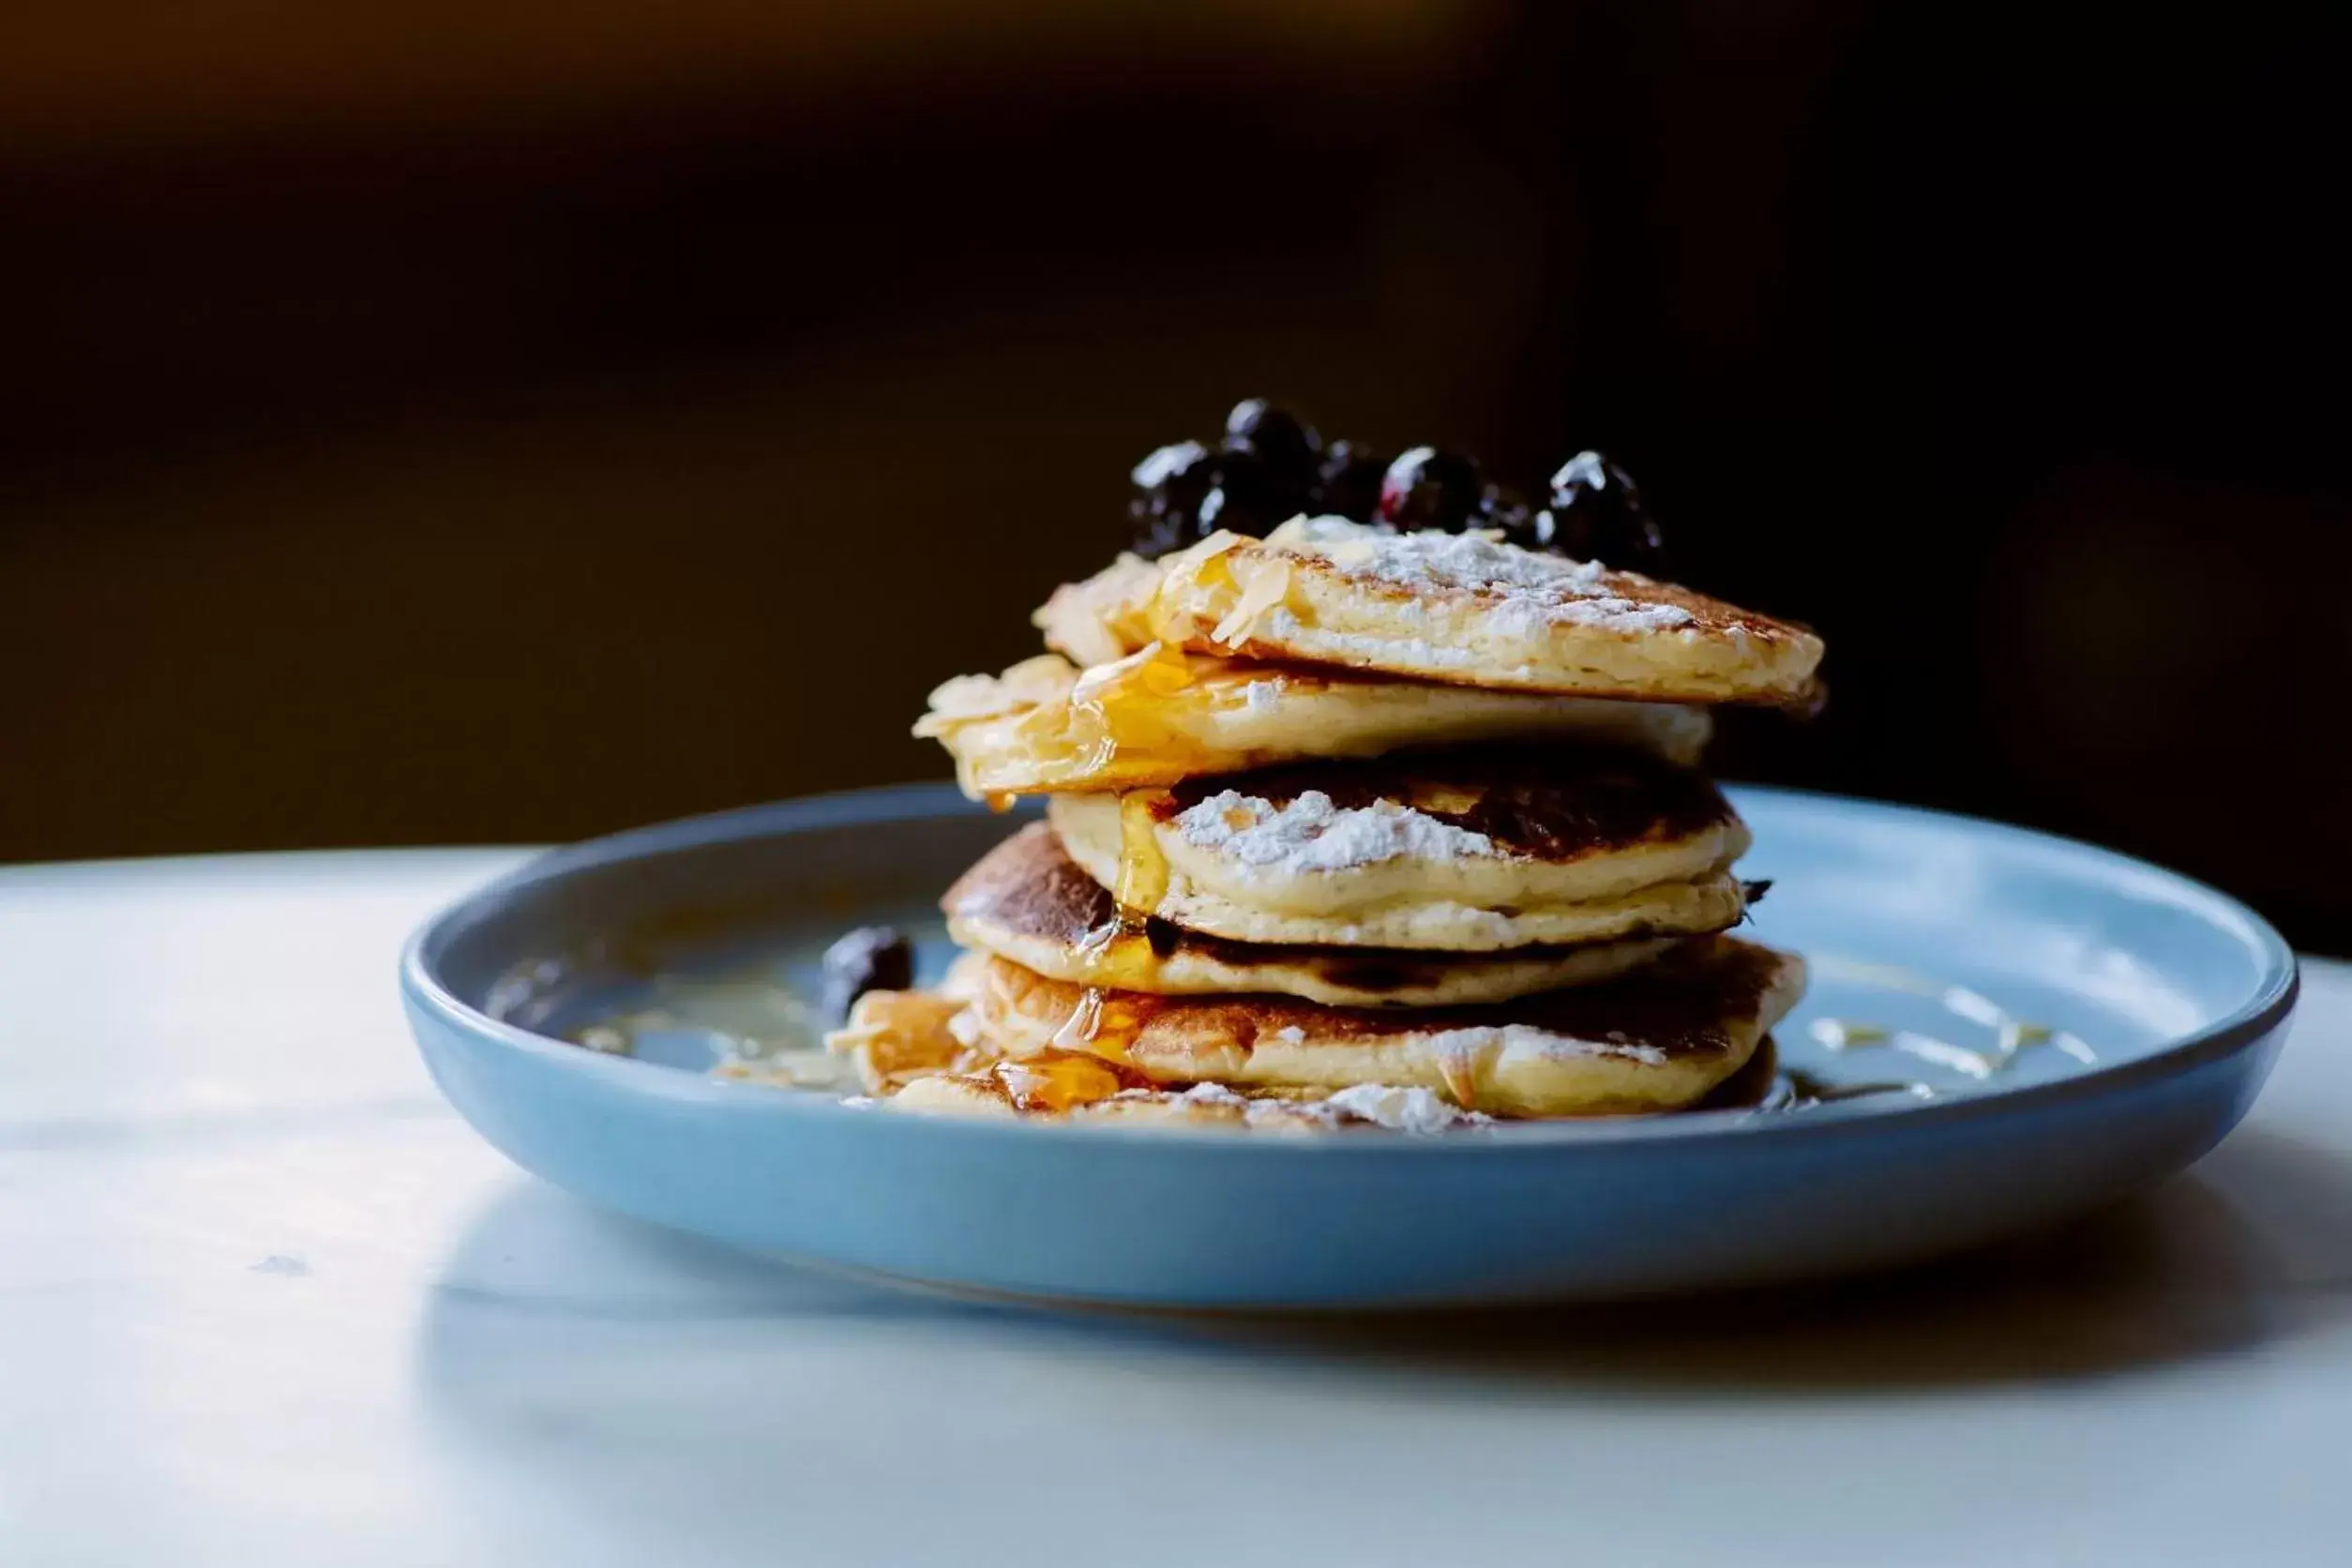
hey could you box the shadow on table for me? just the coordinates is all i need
[1277,1127,2352,1393]
[414,1128,2352,1410]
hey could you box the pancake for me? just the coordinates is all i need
[886,1035,1786,1129]
[888,1060,1493,1133]
[916,645,1711,801]
[1033,550,1164,667]
[1048,742,1751,951]
[1124,517,1822,705]
[807,977,1381,1127]
[963,937,1805,1116]
[946,822,1680,1006]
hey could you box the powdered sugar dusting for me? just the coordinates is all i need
[1174,789,1500,873]
[1267,516,1696,633]
[1318,1083,1495,1133]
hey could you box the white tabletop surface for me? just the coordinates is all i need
[3,850,2347,1568]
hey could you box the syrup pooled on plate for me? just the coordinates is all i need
[1802,957,2097,1085]
[562,973,854,1089]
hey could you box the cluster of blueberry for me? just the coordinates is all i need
[1126,400,1665,572]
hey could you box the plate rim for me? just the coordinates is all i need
[400,780,2299,1154]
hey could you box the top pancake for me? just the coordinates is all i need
[1042,518,1823,705]
[916,644,1711,800]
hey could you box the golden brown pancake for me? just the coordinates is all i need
[886,1034,1786,1129]
[964,936,1805,1116]
[1032,550,1164,668]
[945,822,1680,1006]
[887,1057,1493,1132]
[1124,519,1822,705]
[1050,742,1751,951]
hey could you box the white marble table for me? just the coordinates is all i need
[3,851,2348,1567]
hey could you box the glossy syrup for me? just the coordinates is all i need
[1788,957,2098,1105]
[980,1048,1153,1114]
[1057,790,1179,1055]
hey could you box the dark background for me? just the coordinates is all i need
[6,2,2347,950]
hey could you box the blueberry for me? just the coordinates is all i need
[1127,440,1215,558]
[1543,450,1664,570]
[1378,446,1485,531]
[822,926,914,1020]
[1479,482,1540,546]
[1546,450,1643,516]
[1222,399,1320,483]
[1198,445,1308,537]
[1311,440,1387,521]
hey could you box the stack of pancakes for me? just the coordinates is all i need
[828,516,1825,1133]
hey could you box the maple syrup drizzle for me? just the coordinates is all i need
[1786,959,2097,1104]
[1061,788,1179,1049]
[1111,790,1173,913]
[1048,986,1109,1052]
[979,1048,1150,1114]
[1046,641,1229,789]
[1806,1009,2094,1081]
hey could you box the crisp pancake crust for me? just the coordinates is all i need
[1048,742,1751,951]
[966,937,1806,1116]
[915,646,1711,799]
[945,822,1680,1005]
[1139,519,1823,705]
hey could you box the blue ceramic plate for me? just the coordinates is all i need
[401,784,2297,1308]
